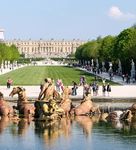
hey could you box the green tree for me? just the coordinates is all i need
[83,40,99,60]
[113,27,136,73]
[10,45,20,62]
[0,43,8,61]
[99,35,116,61]
[0,43,20,68]
[75,44,85,64]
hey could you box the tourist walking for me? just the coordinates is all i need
[80,76,86,86]
[122,74,125,81]
[72,81,78,96]
[80,76,83,86]
[92,82,96,96]
[7,78,13,89]
[56,79,64,95]
[96,83,99,96]
[102,84,106,96]
[126,74,130,84]
[106,83,111,96]
[82,76,86,85]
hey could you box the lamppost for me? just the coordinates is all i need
[109,62,113,80]
[96,58,99,73]
[91,59,94,72]
[102,61,105,72]
[131,59,135,81]
[0,60,4,73]
[109,62,113,72]
[118,59,122,75]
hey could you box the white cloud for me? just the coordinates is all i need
[108,6,136,20]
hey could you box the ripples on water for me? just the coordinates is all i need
[0,115,136,150]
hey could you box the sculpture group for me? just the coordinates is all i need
[0,78,136,124]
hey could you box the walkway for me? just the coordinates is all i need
[0,64,26,75]
[79,67,135,85]
[0,63,136,101]
[1,85,136,101]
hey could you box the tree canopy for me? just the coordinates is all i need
[0,43,20,63]
[75,26,136,74]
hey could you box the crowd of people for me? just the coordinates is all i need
[83,78,111,97]
[122,74,131,84]
[52,76,112,97]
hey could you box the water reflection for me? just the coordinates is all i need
[35,117,72,145]
[0,116,10,134]
[75,116,93,137]
[0,115,136,150]
[10,119,30,136]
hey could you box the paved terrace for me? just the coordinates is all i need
[1,85,136,101]
[0,62,136,101]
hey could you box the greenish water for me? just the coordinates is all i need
[0,116,136,150]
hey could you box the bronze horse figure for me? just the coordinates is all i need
[59,86,73,117]
[0,92,13,116]
[106,110,133,122]
[9,87,35,118]
[70,94,100,116]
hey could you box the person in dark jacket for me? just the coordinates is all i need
[72,81,78,96]
[107,83,111,96]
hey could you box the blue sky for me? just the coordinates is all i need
[0,0,136,40]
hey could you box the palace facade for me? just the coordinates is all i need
[5,39,85,58]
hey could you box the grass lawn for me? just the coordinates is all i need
[0,66,116,86]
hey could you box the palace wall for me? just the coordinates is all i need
[5,39,85,58]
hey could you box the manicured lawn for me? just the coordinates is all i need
[0,66,116,85]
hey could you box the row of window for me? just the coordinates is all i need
[20,46,73,52]
[7,41,81,46]
[22,50,71,55]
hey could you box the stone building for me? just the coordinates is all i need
[5,39,85,58]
